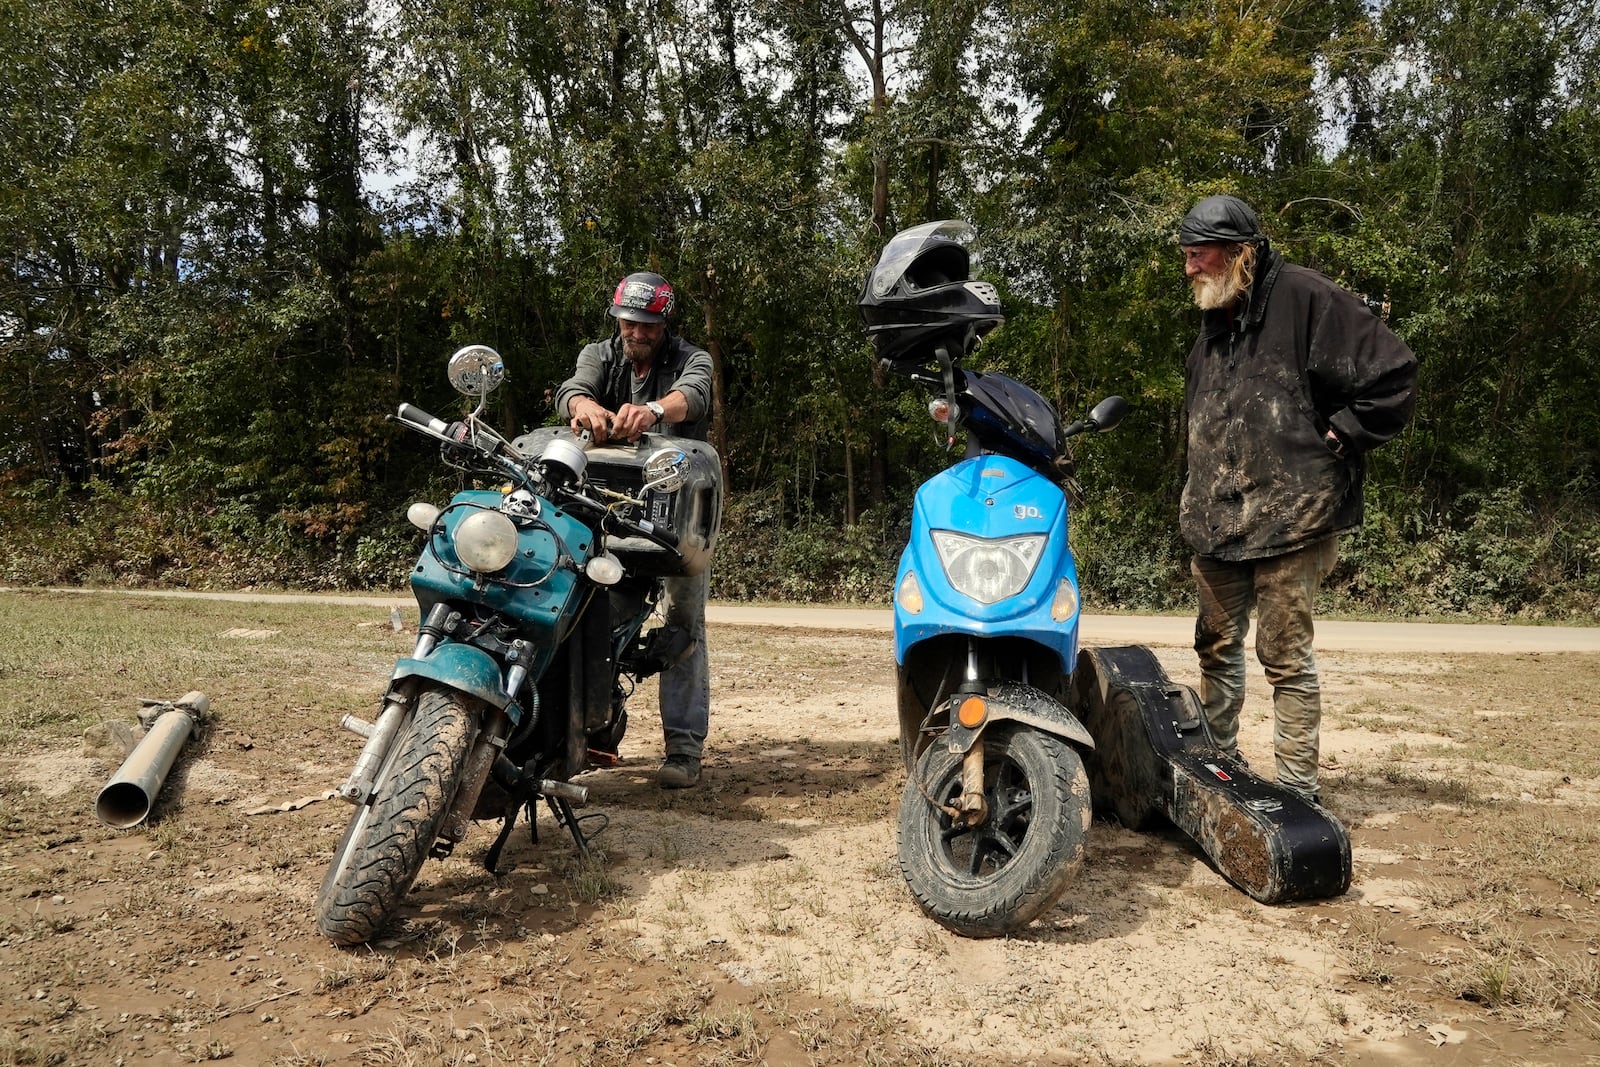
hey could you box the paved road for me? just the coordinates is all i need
[8,587,1599,654]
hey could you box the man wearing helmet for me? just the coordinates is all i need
[1177,194,1416,805]
[556,271,715,788]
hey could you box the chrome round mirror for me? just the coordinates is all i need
[447,345,505,397]
[643,448,688,494]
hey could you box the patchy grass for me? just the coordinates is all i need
[0,589,406,750]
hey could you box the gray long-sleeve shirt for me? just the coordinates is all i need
[555,333,714,442]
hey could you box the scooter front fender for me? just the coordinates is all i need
[391,645,519,723]
[942,682,1096,756]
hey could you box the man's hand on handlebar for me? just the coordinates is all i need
[608,403,660,442]
[568,397,615,441]
[570,397,658,443]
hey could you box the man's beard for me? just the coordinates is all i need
[622,336,659,366]
[1190,268,1247,310]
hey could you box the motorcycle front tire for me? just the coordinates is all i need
[315,685,479,946]
[897,723,1090,938]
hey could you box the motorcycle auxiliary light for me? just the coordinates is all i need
[454,509,520,573]
[585,552,625,586]
[406,501,442,531]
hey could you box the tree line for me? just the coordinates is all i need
[2,0,1597,617]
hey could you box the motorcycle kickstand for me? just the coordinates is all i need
[546,795,592,858]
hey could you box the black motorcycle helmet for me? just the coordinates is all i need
[609,271,676,323]
[859,220,1004,366]
[1178,195,1266,247]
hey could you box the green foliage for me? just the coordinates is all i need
[1070,494,1191,612]
[712,496,902,603]
[0,0,1596,617]
[1334,484,1600,619]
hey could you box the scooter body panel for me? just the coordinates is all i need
[894,453,1081,673]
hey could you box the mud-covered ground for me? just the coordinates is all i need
[2,599,1598,1066]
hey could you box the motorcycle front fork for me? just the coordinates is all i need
[335,605,456,804]
[434,713,512,855]
[953,642,991,826]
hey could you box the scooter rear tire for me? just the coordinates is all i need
[897,723,1089,938]
[315,686,479,946]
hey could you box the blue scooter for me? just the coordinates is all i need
[862,221,1125,937]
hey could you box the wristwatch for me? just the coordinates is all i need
[646,401,665,421]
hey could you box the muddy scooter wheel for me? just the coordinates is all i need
[897,723,1090,938]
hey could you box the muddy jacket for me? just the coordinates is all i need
[1181,247,1417,561]
[555,333,714,442]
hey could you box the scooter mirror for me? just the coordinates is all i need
[447,345,506,397]
[1087,395,1128,432]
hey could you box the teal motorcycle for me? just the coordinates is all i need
[315,346,720,946]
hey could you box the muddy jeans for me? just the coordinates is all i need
[1192,538,1338,798]
[659,568,710,759]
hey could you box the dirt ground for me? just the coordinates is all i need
[3,614,1599,1067]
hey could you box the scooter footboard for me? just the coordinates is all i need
[1072,645,1350,904]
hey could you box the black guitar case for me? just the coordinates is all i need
[1071,644,1351,904]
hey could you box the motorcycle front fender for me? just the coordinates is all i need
[942,682,1096,756]
[391,645,520,724]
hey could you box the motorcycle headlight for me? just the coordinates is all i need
[453,509,519,573]
[930,530,1046,604]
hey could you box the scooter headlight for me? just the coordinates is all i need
[930,530,1046,604]
[453,509,519,574]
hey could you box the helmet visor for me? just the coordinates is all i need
[866,220,977,299]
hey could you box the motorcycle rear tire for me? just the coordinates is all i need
[897,724,1089,938]
[315,686,479,946]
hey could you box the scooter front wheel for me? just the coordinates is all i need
[315,686,479,945]
[897,723,1090,938]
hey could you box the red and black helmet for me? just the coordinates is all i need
[609,271,676,323]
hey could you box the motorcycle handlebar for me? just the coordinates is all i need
[609,513,680,552]
[396,403,448,435]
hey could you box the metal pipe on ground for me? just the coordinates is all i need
[95,692,209,828]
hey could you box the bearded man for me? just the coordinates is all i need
[1177,195,1417,804]
[557,271,715,789]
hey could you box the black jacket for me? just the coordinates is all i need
[1181,247,1417,561]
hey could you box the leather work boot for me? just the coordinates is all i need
[657,754,702,789]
